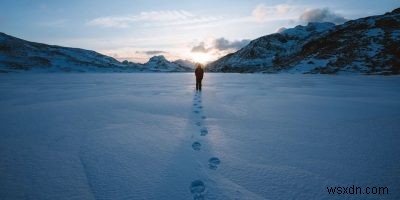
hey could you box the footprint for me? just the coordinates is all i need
[197,106,203,109]
[192,142,201,151]
[201,116,206,119]
[190,180,205,200]
[208,157,221,170]
[193,110,199,114]
[196,122,201,126]
[193,103,197,106]
[200,128,208,136]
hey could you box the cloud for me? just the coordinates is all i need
[299,8,347,24]
[137,50,167,55]
[191,42,210,53]
[87,16,131,28]
[252,4,268,22]
[191,38,250,53]
[87,10,221,28]
[213,38,250,51]
[276,27,287,33]
[99,48,177,63]
[250,4,347,25]
[252,4,295,22]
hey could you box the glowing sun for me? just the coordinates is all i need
[191,52,213,64]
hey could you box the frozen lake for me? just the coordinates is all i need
[0,73,399,200]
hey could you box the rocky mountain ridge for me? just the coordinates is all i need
[207,8,400,75]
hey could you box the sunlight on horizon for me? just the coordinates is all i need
[190,52,214,64]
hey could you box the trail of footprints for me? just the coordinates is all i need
[189,92,221,199]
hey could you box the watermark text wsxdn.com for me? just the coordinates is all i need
[327,185,388,195]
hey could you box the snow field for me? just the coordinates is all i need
[0,73,399,199]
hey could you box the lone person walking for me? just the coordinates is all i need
[195,64,204,91]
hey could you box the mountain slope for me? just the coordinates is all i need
[284,8,400,74]
[207,22,335,72]
[207,8,400,74]
[0,32,141,72]
[0,33,193,73]
[173,59,196,70]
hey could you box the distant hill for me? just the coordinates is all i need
[207,8,400,75]
[142,55,194,72]
[0,33,193,73]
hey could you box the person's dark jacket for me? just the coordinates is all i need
[195,67,204,80]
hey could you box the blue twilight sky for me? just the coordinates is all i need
[0,0,398,63]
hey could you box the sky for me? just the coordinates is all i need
[0,0,398,63]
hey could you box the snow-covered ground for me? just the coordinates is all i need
[0,73,399,200]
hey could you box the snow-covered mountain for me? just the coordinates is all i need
[0,32,140,72]
[207,8,400,74]
[173,59,196,70]
[207,22,335,72]
[141,55,194,72]
[0,33,193,73]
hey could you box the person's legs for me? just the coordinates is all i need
[199,79,202,91]
[196,79,200,90]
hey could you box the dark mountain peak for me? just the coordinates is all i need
[148,55,167,63]
[391,7,400,14]
[142,55,193,72]
[279,22,335,37]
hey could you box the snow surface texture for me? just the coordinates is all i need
[0,73,399,200]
